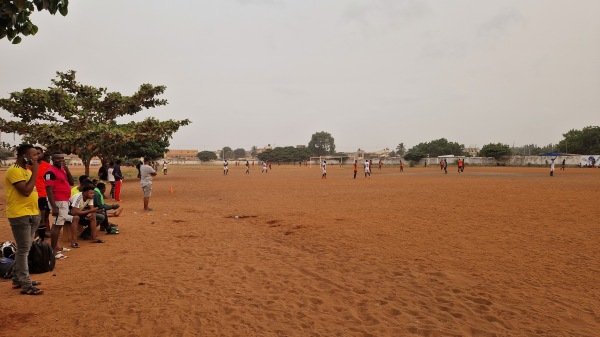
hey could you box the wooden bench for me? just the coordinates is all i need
[61,222,86,243]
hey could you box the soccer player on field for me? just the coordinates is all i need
[364,160,370,178]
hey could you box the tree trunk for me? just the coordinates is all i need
[83,158,90,176]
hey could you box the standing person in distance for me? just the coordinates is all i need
[321,160,327,179]
[112,159,124,202]
[223,159,229,176]
[140,158,157,211]
[550,156,557,176]
[353,160,358,179]
[107,162,116,199]
[245,160,250,174]
[5,144,43,295]
[98,161,109,183]
[364,160,371,179]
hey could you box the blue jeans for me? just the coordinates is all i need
[9,215,40,288]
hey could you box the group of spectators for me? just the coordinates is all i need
[3,144,130,295]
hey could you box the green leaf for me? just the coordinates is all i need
[31,24,38,35]
[14,0,27,10]
[33,0,43,11]
[12,36,22,44]
[58,4,68,16]
[7,28,17,40]
[48,0,58,14]
[22,23,32,36]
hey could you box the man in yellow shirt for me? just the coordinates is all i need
[4,144,43,295]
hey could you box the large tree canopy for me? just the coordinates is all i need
[0,70,190,174]
[479,143,511,160]
[197,151,217,162]
[221,147,233,160]
[557,126,600,154]
[111,117,184,161]
[233,148,246,159]
[1,0,69,44]
[404,138,465,160]
[257,146,310,163]
[308,131,336,156]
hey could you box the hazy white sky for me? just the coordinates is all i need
[1,0,599,153]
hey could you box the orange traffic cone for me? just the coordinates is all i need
[169,186,174,193]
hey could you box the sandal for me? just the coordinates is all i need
[12,281,42,289]
[71,243,80,248]
[20,286,44,295]
[90,239,105,244]
[55,252,68,259]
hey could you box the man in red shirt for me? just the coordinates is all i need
[34,147,51,240]
[45,153,77,256]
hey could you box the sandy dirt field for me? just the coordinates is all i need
[0,164,599,337]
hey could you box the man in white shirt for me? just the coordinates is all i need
[223,160,229,176]
[321,161,327,179]
[364,160,371,178]
[140,158,157,211]
[69,185,104,247]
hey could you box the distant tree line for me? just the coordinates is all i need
[403,138,467,161]
[257,147,310,163]
[196,126,599,164]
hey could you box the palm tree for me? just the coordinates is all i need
[396,143,406,157]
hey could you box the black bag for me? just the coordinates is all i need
[28,241,55,274]
[0,258,14,279]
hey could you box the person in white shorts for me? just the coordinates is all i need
[140,157,157,211]
[364,160,371,179]
[45,153,79,256]
[321,161,327,179]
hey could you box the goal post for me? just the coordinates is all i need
[309,156,347,167]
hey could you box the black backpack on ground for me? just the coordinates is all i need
[28,241,55,274]
[0,258,14,279]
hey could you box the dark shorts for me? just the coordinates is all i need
[38,197,49,211]
[79,215,93,226]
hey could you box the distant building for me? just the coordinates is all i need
[465,147,479,157]
[256,144,273,154]
[165,150,198,159]
[374,148,391,158]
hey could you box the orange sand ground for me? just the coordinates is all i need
[0,165,599,337]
